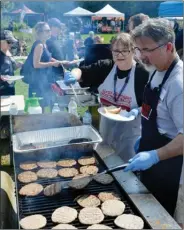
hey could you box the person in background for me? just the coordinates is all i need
[94,35,104,44]
[28,22,61,112]
[0,30,22,139]
[47,18,69,80]
[0,30,21,96]
[84,31,94,46]
[71,33,149,162]
[110,20,116,32]
[65,32,78,61]
[8,21,14,32]
[124,18,183,225]
[127,13,149,33]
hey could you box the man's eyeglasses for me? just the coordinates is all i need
[134,43,167,56]
[112,49,131,57]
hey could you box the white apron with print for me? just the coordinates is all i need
[98,63,141,162]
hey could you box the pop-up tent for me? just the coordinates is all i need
[94,4,125,18]
[64,7,94,16]
[158,1,183,17]
[4,4,44,26]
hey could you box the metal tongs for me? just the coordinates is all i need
[67,162,129,186]
[44,163,129,196]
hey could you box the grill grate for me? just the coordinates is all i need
[14,150,150,229]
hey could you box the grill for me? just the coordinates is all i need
[14,148,151,229]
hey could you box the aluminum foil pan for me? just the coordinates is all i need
[12,125,102,154]
[56,80,89,95]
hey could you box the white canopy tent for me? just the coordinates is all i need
[94,4,125,18]
[64,7,94,16]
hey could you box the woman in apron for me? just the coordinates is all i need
[98,33,148,162]
[70,33,149,162]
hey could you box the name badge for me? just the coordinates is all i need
[141,103,152,120]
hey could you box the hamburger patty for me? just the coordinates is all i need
[79,207,104,225]
[114,214,144,229]
[37,168,58,178]
[52,206,78,224]
[98,192,120,202]
[87,224,112,229]
[19,183,43,196]
[19,161,38,170]
[58,168,79,178]
[78,157,96,166]
[19,214,47,229]
[101,200,125,217]
[57,159,77,167]
[93,174,114,185]
[76,195,101,208]
[37,161,56,168]
[52,224,77,229]
[18,171,38,183]
[80,165,98,175]
[69,174,91,189]
[44,182,62,196]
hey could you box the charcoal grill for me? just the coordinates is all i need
[14,149,151,229]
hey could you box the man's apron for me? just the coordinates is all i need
[139,58,183,216]
[98,63,141,162]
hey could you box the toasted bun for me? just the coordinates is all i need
[104,106,121,114]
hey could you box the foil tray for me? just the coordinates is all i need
[12,125,102,154]
[56,80,89,95]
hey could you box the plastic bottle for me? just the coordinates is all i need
[52,103,61,113]
[24,93,42,114]
[9,103,18,115]
[68,97,78,117]
[82,110,92,125]
[27,98,42,114]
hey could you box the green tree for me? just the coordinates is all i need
[1,1,14,12]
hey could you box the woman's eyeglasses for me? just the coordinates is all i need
[112,49,131,57]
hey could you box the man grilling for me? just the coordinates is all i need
[124,18,183,223]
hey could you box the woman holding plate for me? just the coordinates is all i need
[0,30,22,96]
[71,33,149,162]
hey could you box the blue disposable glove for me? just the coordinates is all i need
[134,136,141,153]
[64,71,76,86]
[128,108,139,118]
[124,150,159,172]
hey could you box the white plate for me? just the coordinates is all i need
[69,58,84,64]
[1,75,24,81]
[98,107,136,122]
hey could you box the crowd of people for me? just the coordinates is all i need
[0,13,183,228]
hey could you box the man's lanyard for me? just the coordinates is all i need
[114,68,131,102]
[143,57,179,103]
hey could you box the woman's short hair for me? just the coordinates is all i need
[34,22,49,35]
[111,33,134,50]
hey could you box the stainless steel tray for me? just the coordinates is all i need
[12,125,102,153]
[56,80,89,95]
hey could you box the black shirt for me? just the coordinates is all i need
[79,59,149,107]
[84,37,94,46]
[0,51,15,95]
[46,36,64,78]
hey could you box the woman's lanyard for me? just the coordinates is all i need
[113,68,131,102]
